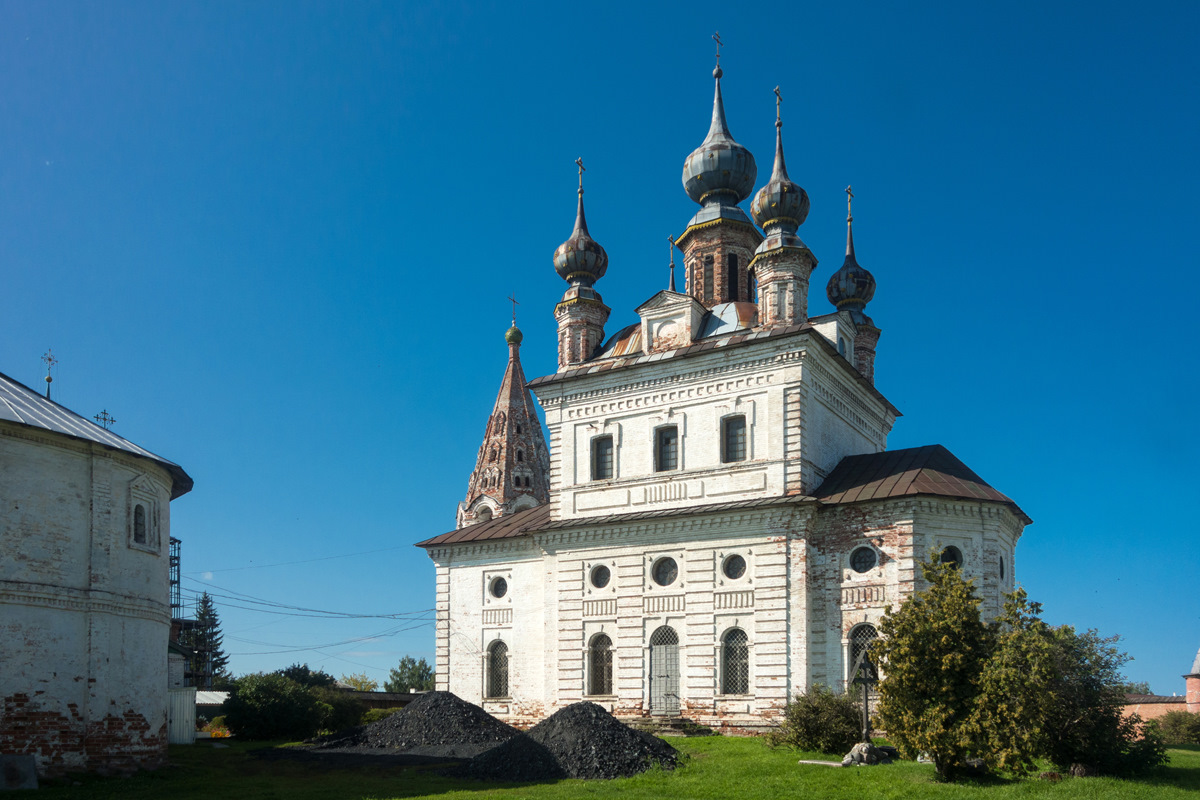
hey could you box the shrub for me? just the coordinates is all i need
[224,673,329,740]
[765,685,861,754]
[314,688,365,734]
[1152,711,1200,746]
[361,707,404,725]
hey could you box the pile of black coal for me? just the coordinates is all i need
[459,702,679,781]
[315,691,519,759]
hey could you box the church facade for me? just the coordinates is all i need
[418,62,1029,730]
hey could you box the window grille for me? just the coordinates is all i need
[727,253,739,301]
[656,426,678,471]
[723,554,746,580]
[133,504,147,544]
[486,640,509,698]
[592,436,614,480]
[850,624,878,675]
[650,626,678,647]
[588,634,613,695]
[652,557,678,587]
[722,628,749,694]
[722,416,746,463]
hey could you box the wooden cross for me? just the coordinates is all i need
[507,294,519,326]
[94,409,116,430]
[846,185,854,219]
[575,157,585,193]
[712,31,723,65]
[774,86,782,125]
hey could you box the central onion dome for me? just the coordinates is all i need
[826,206,877,325]
[751,102,809,232]
[553,185,608,286]
[505,324,523,345]
[682,66,757,207]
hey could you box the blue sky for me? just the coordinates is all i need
[3,1,1197,693]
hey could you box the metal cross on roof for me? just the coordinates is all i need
[94,409,116,430]
[846,184,854,220]
[507,294,519,326]
[41,348,57,399]
[667,235,676,292]
[712,31,723,66]
[575,157,585,194]
[774,86,782,124]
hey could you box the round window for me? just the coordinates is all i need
[590,565,611,589]
[850,547,877,573]
[490,577,508,598]
[722,554,746,580]
[940,546,963,569]
[652,557,678,587]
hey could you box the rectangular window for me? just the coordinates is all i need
[655,426,678,472]
[722,416,747,463]
[726,253,739,301]
[703,255,714,301]
[591,435,614,481]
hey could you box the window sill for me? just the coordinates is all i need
[583,694,617,700]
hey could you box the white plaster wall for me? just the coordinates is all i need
[0,423,176,775]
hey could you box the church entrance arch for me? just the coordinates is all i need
[649,625,680,715]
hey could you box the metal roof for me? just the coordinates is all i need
[415,503,551,548]
[0,370,193,499]
[814,444,1030,523]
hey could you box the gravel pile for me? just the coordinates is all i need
[314,691,519,759]
[459,701,679,781]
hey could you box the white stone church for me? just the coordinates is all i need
[418,62,1029,731]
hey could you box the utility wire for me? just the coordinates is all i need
[183,542,417,575]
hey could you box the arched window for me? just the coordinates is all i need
[748,267,757,302]
[133,504,147,545]
[726,253,739,301]
[940,546,963,569]
[588,633,613,696]
[722,628,749,694]
[516,450,524,463]
[486,640,509,698]
[849,624,878,675]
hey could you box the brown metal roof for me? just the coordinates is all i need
[814,444,1031,523]
[415,503,551,548]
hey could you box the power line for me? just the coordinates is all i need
[183,542,417,575]
[181,576,432,620]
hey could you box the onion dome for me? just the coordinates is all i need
[751,90,809,232]
[826,190,877,325]
[505,325,523,345]
[554,164,608,287]
[682,65,757,208]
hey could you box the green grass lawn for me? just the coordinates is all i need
[22,739,1200,800]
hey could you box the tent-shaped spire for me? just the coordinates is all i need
[457,324,550,528]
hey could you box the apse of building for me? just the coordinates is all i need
[418,59,1029,731]
[0,372,193,775]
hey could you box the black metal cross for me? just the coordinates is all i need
[94,409,116,430]
[846,185,854,219]
[575,157,585,193]
[713,31,723,65]
[41,348,57,399]
[774,86,782,125]
[507,294,519,326]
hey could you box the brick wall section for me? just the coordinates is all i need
[1188,674,1200,713]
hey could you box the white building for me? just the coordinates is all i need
[418,64,1029,731]
[0,372,192,775]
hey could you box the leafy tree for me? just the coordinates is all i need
[1120,680,1153,695]
[277,662,336,688]
[340,672,379,692]
[384,655,434,693]
[875,553,994,780]
[224,673,330,740]
[766,685,861,754]
[180,592,230,688]
[1152,711,1200,746]
[1039,627,1166,776]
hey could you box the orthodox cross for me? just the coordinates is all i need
[712,31,723,66]
[667,235,677,292]
[507,294,519,326]
[850,646,879,743]
[774,86,782,125]
[575,157,585,194]
[94,409,116,430]
[41,348,57,399]
[846,185,854,220]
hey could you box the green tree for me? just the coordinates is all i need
[277,662,336,688]
[875,553,993,781]
[340,672,379,692]
[384,655,434,693]
[766,685,862,754]
[223,673,330,740]
[969,589,1056,776]
[1121,680,1153,695]
[180,592,230,688]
